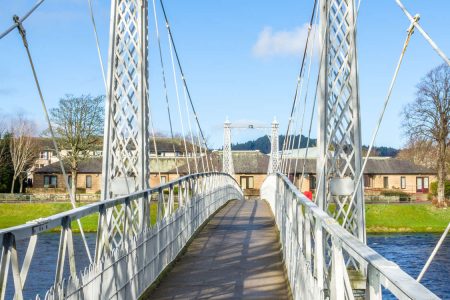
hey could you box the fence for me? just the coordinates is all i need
[0,193,100,203]
[0,172,243,299]
[261,173,438,299]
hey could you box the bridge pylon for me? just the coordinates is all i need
[317,0,366,244]
[223,118,234,175]
[97,0,150,260]
[268,118,279,174]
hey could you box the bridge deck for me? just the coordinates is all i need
[146,199,291,299]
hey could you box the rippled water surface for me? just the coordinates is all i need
[368,233,450,299]
[4,233,449,299]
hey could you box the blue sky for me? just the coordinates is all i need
[0,0,449,149]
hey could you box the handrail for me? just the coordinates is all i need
[261,173,439,299]
[0,172,232,242]
[0,172,242,300]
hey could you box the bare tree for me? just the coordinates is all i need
[0,119,7,166]
[396,137,448,171]
[50,95,104,197]
[402,64,450,206]
[9,116,37,193]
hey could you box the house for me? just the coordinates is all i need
[31,137,209,193]
[172,150,270,198]
[284,157,436,196]
[31,158,102,194]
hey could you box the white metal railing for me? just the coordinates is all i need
[261,173,439,300]
[0,172,242,299]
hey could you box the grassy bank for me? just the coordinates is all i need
[0,203,98,232]
[0,203,449,233]
[366,204,450,233]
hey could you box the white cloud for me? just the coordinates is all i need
[252,24,318,59]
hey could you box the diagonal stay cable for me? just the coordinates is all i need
[152,0,179,176]
[293,2,320,182]
[0,0,45,40]
[395,0,450,67]
[280,0,319,174]
[158,0,211,169]
[12,16,92,263]
[157,0,192,175]
[85,0,131,195]
[342,16,419,226]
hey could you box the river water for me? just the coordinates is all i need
[4,233,449,299]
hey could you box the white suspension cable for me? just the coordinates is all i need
[293,7,319,182]
[0,0,45,40]
[86,0,131,195]
[151,1,179,177]
[395,0,450,67]
[13,16,92,263]
[181,83,199,173]
[342,17,418,226]
[162,3,191,175]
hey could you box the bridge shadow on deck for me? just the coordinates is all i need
[146,199,291,299]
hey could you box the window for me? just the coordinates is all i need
[44,175,57,188]
[160,176,167,184]
[309,175,316,190]
[383,176,389,189]
[86,175,92,188]
[40,151,49,159]
[364,175,373,188]
[401,176,406,189]
[68,175,72,188]
[240,176,254,189]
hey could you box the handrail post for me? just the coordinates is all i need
[314,219,324,297]
[366,265,381,300]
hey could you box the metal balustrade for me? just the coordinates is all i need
[0,172,242,300]
[261,173,439,300]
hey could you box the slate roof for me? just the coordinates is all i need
[173,150,270,174]
[283,157,435,175]
[34,158,102,174]
[34,155,435,176]
[149,138,205,154]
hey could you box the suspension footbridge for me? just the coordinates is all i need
[0,0,449,299]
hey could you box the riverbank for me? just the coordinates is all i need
[0,203,449,233]
[366,204,450,233]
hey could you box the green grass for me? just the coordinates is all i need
[366,204,450,233]
[0,202,160,233]
[1,203,449,233]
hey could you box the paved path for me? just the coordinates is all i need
[146,199,291,299]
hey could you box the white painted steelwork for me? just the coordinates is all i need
[268,119,279,174]
[223,119,234,175]
[317,0,365,244]
[99,0,150,258]
[0,173,242,300]
[261,174,439,300]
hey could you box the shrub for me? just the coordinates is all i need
[430,180,450,198]
[380,190,411,201]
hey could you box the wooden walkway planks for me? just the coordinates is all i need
[146,199,291,299]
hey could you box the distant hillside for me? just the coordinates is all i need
[231,135,398,157]
[232,135,317,154]
[362,146,399,157]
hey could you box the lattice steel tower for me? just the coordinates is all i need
[268,118,279,174]
[317,0,365,243]
[223,119,234,175]
[97,0,150,258]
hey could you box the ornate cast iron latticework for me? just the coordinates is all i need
[317,0,365,244]
[97,0,150,259]
[268,119,279,174]
[223,119,234,175]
